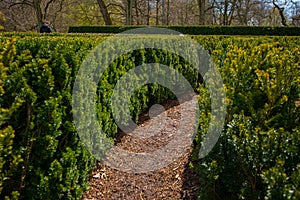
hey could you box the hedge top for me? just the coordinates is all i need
[68,25,300,36]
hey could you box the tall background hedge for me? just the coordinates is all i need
[68,26,300,36]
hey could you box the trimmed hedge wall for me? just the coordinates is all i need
[68,25,300,36]
[193,36,300,199]
[0,34,201,199]
[0,34,299,199]
[0,36,104,200]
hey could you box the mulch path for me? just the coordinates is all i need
[82,96,200,200]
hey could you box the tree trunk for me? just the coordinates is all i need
[97,0,113,25]
[33,0,43,28]
[156,0,159,25]
[135,0,139,25]
[126,0,133,25]
[198,0,206,25]
[147,0,150,25]
[162,0,165,25]
[223,0,228,25]
[166,0,170,25]
[273,0,288,26]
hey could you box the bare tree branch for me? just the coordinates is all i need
[273,0,288,26]
[107,3,125,12]
[44,0,56,19]
[8,0,33,9]
[97,0,113,25]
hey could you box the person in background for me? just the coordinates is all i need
[40,21,53,33]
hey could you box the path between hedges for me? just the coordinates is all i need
[82,95,200,200]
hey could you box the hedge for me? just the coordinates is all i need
[0,34,299,199]
[68,25,300,36]
[192,36,300,199]
[0,36,104,199]
[0,34,202,199]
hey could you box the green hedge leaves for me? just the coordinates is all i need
[0,37,103,199]
[194,37,299,199]
[0,34,299,199]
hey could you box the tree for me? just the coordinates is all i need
[0,11,4,30]
[198,0,206,25]
[270,0,299,26]
[1,0,299,31]
[272,0,288,26]
[209,0,235,25]
[0,0,66,31]
[232,0,269,25]
[7,0,56,28]
[291,1,300,26]
[97,0,112,25]
[125,0,133,25]
[147,0,151,25]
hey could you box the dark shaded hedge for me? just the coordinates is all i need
[68,25,300,36]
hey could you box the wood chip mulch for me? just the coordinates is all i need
[82,96,200,200]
